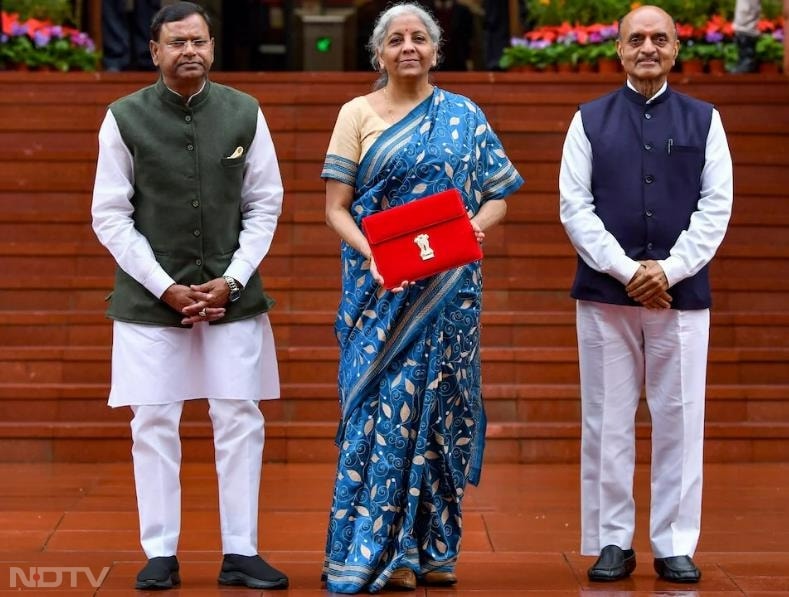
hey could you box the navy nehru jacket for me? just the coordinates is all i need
[572,85,714,310]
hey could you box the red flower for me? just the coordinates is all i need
[1,11,21,35]
[675,23,696,40]
[757,18,777,33]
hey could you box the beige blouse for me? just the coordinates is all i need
[325,95,391,168]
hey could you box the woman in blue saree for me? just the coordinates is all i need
[321,3,523,593]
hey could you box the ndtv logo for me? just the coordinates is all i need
[9,566,111,588]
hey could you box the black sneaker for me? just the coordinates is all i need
[218,554,289,589]
[135,556,180,590]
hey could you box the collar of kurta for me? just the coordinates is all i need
[155,77,211,108]
[622,82,672,107]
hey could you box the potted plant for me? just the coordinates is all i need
[588,39,619,73]
[499,43,538,71]
[755,32,784,73]
[678,40,706,73]
[547,41,578,72]
[574,43,597,72]
[0,28,35,69]
[525,39,558,72]
[0,11,100,71]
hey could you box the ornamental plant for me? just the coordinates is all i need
[501,12,783,73]
[0,11,100,71]
[756,30,785,66]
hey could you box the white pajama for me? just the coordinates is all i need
[578,301,709,558]
[131,399,265,557]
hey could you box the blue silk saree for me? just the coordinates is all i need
[320,87,522,593]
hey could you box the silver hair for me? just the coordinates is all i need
[367,2,443,88]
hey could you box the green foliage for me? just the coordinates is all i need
[657,0,736,25]
[4,0,74,25]
[679,40,728,62]
[587,39,618,61]
[501,45,554,69]
[526,0,625,27]
[721,41,738,68]
[0,33,35,67]
[755,34,784,65]
[542,42,576,65]
[761,0,783,20]
[499,45,537,69]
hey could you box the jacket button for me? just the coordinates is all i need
[644,143,653,150]
[644,175,654,184]
[193,229,201,237]
[195,258,202,266]
[647,242,653,250]
[192,200,199,208]
[185,115,192,122]
[644,113,652,120]
[187,144,194,151]
[646,210,653,217]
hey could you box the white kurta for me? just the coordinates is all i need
[92,99,283,407]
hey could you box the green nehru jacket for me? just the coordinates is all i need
[107,78,274,327]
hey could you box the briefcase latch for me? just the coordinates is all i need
[414,234,435,261]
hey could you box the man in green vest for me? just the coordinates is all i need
[91,2,287,590]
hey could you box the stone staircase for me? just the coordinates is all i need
[0,71,787,462]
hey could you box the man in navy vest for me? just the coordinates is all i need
[559,5,732,585]
[92,2,288,591]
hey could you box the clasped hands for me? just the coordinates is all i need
[626,259,672,309]
[162,277,231,325]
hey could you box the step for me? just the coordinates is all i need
[2,125,784,169]
[1,243,788,284]
[0,276,785,313]
[0,382,785,425]
[1,208,787,246]
[3,159,786,196]
[3,88,783,134]
[0,310,787,348]
[0,345,786,385]
[0,419,785,463]
[8,191,785,227]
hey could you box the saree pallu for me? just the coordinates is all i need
[321,88,522,594]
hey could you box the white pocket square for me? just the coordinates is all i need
[227,146,244,159]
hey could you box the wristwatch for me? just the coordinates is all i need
[223,275,242,303]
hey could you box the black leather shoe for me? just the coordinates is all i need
[654,555,701,583]
[218,554,289,589]
[588,545,636,582]
[135,556,180,590]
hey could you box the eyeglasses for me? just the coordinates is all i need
[163,39,211,51]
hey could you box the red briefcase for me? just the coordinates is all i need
[361,188,483,289]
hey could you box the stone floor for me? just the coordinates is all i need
[0,461,787,595]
